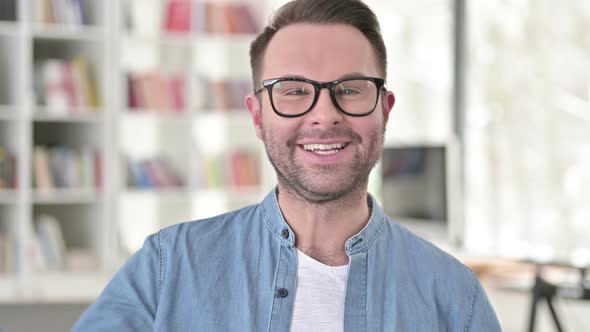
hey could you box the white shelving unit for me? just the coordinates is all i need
[0,0,115,303]
[0,0,272,303]
[115,0,272,254]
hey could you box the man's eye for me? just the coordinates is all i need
[337,88,360,95]
[285,88,309,96]
[336,84,361,95]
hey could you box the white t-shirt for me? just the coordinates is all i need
[290,249,349,332]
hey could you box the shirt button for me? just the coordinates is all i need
[281,229,289,239]
[276,288,289,298]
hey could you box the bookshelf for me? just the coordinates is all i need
[0,0,116,304]
[115,0,271,254]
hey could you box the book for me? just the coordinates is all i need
[72,56,100,109]
[203,78,251,111]
[35,214,67,270]
[37,57,100,115]
[193,3,258,34]
[170,76,186,111]
[80,146,93,188]
[127,74,140,109]
[33,145,99,191]
[229,151,259,187]
[0,146,16,190]
[127,72,186,113]
[163,0,191,33]
[126,156,185,189]
[143,159,167,187]
[33,146,54,192]
[127,158,154,188]
[49,145,67,188]
[40,59,70,115]
[0,233,6,273]
[41,0,86,25]
[192,1,206,34]
[41,0,56,24]
[157,157,184,186]
[94,149,103,190]
[235,4,258,34]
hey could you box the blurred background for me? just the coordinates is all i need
[0,0,589,331]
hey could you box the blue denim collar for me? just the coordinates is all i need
[260,188,387,256]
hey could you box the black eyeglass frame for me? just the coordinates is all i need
[254,76,386,118]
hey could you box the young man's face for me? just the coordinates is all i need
[246,23,395,203]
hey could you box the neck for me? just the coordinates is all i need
[276,183,371,266]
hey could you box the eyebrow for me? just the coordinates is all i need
[276,72,369,80]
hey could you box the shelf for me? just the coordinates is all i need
[31,23,105,41]
[121,109,252,123]
[194,110,251,124]
[196,33,257,44]
[33,109,104,123]
[0,271,111,304]
[124,32,257,45]
[0,190,18,205]
[0,275,19,304]
[122,109,190,121]
[124,32,194,46]
[0,0,273,305]
[32,189,101,205]
[124,187,191,197]
[193,187,264,199]
[0,21,19,36]
[124,187,263,199]
[29,271,111,303]
[384,137,452,148]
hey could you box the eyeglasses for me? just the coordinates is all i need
[254,77,385,117]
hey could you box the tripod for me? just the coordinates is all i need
[527,265,589,332]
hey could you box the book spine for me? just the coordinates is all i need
[170,75,186,112]
[33,146,55,192]
[0,233,5,273]
[94,149,103,190]
[164,0,191,33]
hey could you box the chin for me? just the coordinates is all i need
[294,180,366,204]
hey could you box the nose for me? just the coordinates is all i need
[306,88,344,126]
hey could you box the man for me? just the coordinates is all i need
[74,0,501,331]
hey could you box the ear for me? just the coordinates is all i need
[381,90,395,125]
[245,93,263,140]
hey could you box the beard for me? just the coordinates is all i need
[260,122,384,204]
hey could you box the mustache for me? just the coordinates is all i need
[286,127,362,147]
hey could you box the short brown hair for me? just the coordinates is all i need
[249,0,387,87]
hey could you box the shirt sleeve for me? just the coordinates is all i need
[72,232,162,331]
[465,275,502,332]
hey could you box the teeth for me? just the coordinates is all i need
[303,143,346,151]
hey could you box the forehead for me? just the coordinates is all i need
[261,23,379,81]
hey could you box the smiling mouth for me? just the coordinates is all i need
[302,143,348,155]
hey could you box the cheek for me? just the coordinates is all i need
[356,118,385,142]
[262,110,299,135]
[260,115,295,145]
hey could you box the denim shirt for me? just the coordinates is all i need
[73,190,501,331]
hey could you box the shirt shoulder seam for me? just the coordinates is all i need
[464,271,478,332]
[350,215,388,253]
[157,230,164,294]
